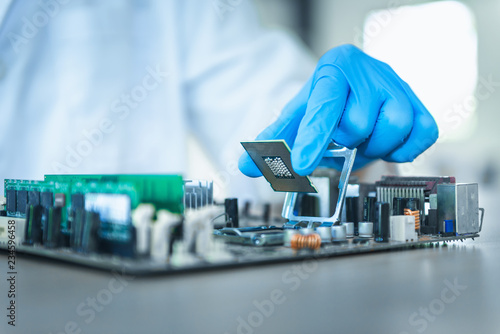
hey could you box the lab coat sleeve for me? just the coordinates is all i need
[180,0,316,197]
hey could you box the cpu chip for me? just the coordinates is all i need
[241,140,317,193]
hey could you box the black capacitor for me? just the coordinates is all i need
[70,209,86,251]
[6,189,16,213]
[392,197,408,216]
[40,192,54,244]
[24,205,43,245]
[243,201,251,217]
[374,202,390,242]
[263,203,271,225]
[363,196,376,223]
[16,190,28,215]
[41,207,50,244]
[45,207,62,248]
[224,198,239,228]
[346,197,359,222]
[406,198,420,211]
[345,197,359,233]
[81,211,100,253]
[67,193,85,232]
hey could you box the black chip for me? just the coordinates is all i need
[71,193,85,210]
[41,192,54,208]
[241,141,318,193]
[6,189,16,213]
[0,211,6,216]
[16,190,28,215]
[54,193,66,207]
[28,191,40,206]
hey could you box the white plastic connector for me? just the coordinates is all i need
[391,215,417,242]
[150,210,181,262]
[131,204,155,256]
[184,206,220,255]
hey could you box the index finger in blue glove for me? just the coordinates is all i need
[290,65,349,176]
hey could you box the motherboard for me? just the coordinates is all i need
[0,141,484,275]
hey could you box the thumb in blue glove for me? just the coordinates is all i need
[239,44,438,177]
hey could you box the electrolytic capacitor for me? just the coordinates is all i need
[40,191,54,246]
[243,201,251,217]
[362,197,376,237]
[392,197,408,216]
[45,207,62,248]
[81,211,100,253]
[315,226,332,243]
[262,203,271,225]
[70,208,85,251]
[284,229,299,247]
[342,222,354,238]
[41,207,49,244]
[363,197,376,223]
[345,197,359,234]
[375,202,390,242]
[25,205,43,245]
[331,225,347,242]
[224,198,239,228]
[358,222,373,238]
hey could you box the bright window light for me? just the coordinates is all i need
[362,1,478,142]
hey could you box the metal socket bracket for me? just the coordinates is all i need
[282,143,357,227]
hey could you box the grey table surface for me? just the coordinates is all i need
[1,188,499,334]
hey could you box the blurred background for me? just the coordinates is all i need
[250,0,500,194]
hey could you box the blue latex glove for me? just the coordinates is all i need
[239,44,438,177]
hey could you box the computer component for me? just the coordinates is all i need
[391,215,417,242]
[290,233,321,250]
[437,183,480,234]
[241,140,318,193]
[184,180,213,209]
[214,226,284,246]
[0,159,485,275]
[358,222,374,238]
[280,142,357,227]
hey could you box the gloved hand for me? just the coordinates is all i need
[239,44,438,177]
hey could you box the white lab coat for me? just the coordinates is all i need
[0,0,315,199]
